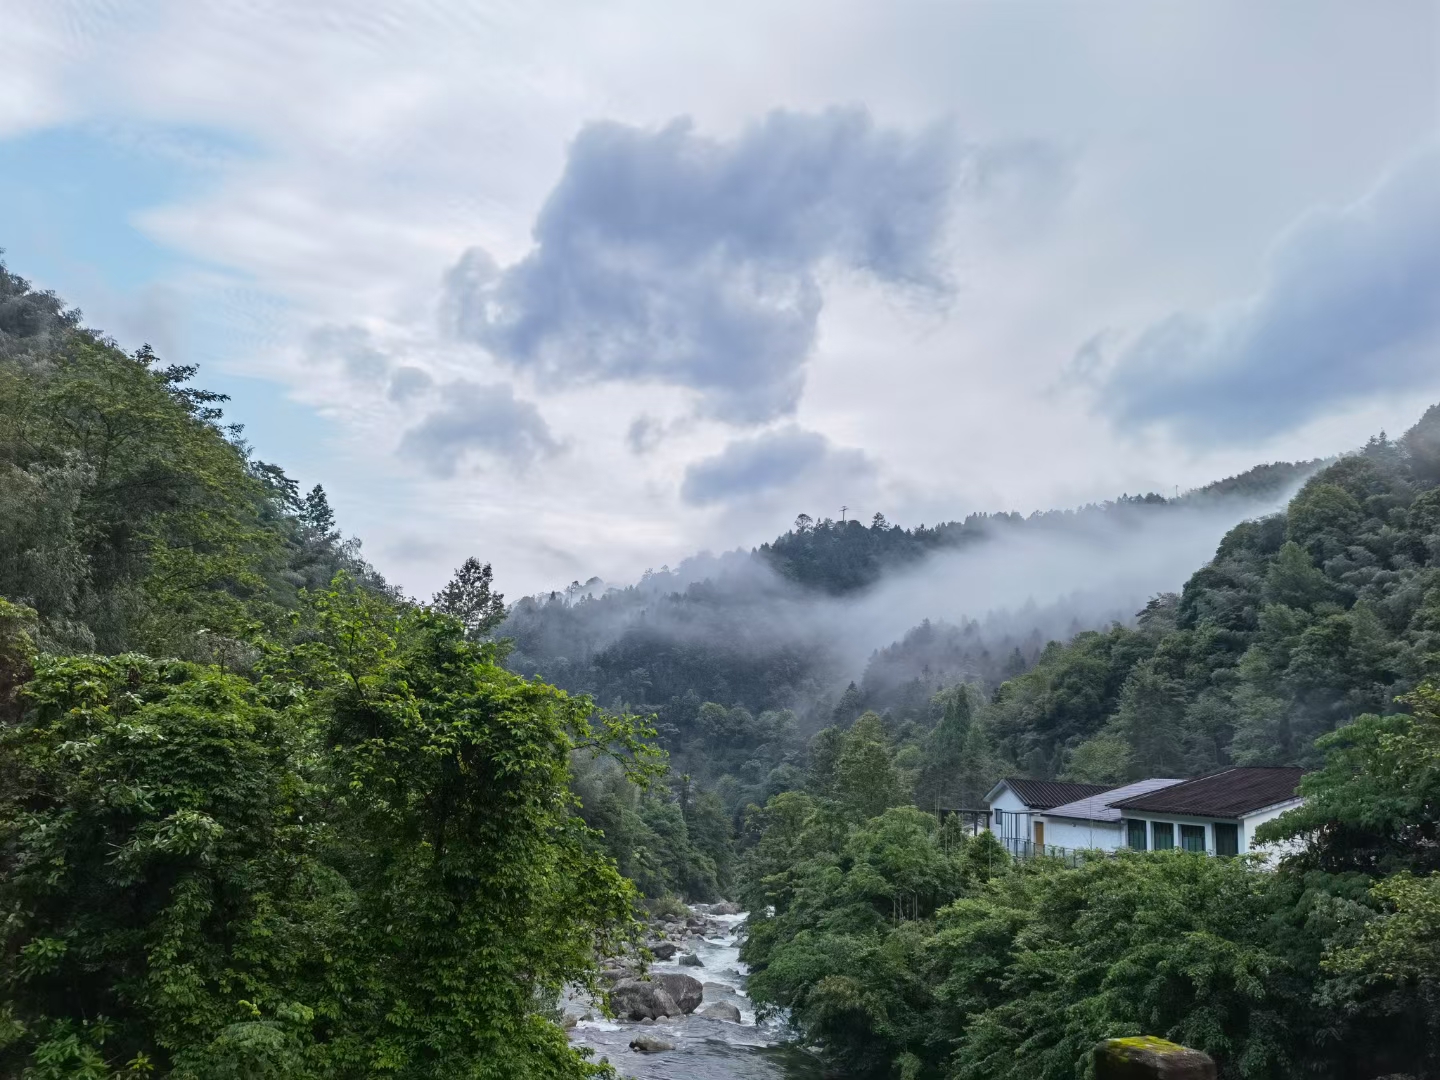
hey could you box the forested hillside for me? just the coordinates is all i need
[0,261,650,1079]
[0,262,388,659]
[733,406,1440,1079]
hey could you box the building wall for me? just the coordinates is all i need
[1041,816,1124,851]
[987,787,1034,841]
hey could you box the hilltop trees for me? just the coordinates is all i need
[0,261,386,660]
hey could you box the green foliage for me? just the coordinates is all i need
[739,681,1440,1079]
[0,579,652,1079]
[0,261,387,660]
[431,556,507,639]
[835,712,908,821]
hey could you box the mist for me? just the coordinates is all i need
[501,471,1311,723]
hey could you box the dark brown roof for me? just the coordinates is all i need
[1110,767,1304,818]
[998,778,1114,810]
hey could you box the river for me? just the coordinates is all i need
[566,910,823,1079]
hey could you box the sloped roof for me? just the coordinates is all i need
[990,778,1114,811]
[1110,767,1304,818]
[1045,778,1184,822]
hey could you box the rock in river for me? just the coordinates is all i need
[649,941,679,961]
[699,1001,742,1023]
[609,977,680,1021]
[629,1034,674,1053]
[653,971,704,1013]
[678,951,704,967]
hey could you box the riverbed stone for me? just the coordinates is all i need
[653,971,704,1013]
[678,951,704,967]
[629,1034,674,1053]
[1093,1037,1216,1080]
[649,942,679,961]
[699,1001,742,1023]
[608,978,681,1021]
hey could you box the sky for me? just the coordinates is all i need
[2,0,1438,599]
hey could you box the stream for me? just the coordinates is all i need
[566,909,823,1079]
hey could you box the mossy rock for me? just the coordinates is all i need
[1093,1037,1216,1080]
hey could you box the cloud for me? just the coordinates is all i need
[398,380,560,476]
[443,107,957,424]
[1093,144,1440,445]
[387,365,433,402]
[308,324,391,384]
[626,414,664,454]
[680,426,872,506]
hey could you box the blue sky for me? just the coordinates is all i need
[3,0,1438,597]
[0,124,335,473]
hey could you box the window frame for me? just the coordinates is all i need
[1213,822,1239,857]
[1151,821,1174,850]
[1126,819,1147,851]
[1180,823,1207,853]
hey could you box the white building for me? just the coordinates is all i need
[1107,766,1304,857]
[984,767,1306,859]
[983,778,1114,857]
[1040,778,1184,852]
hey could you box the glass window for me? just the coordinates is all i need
[1126,819,1147,850]
[1180,824,1206,853]
[1151,821,1174,850]
[1213,822,1239,857]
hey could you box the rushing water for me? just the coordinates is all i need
[566,912,822,1079]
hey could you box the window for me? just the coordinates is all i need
[1213,822,1239,857]
[1151,821,1174,850]
[1180,824,1206,853]
[1126,819,1147,850]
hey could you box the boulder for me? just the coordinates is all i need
[678,952,704,967]
[699,1001,742,1023]
[1093,1037,1216,1080]
[629,1034,674,1053]
[598,966,632,983]
[608,978,680,1021]
[649,942,679,961]
[653,972,704,1014]
[710,901,741,915]
[562,1014,578,1030]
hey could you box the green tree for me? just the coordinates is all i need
[431,556,507,639]
[835,712,905,821]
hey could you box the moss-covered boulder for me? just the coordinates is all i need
[1093,1037,1216,1080]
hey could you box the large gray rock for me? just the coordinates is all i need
[629,1034,674,1053]
[649,942,679,961]
[653,972,704,1014]
[710,901,741,915]
[608,978,680,1021]
[678,952,704,967]
[699,1001,742,1023]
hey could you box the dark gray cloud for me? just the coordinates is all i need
[443,108,957,423]
[398,380,560,476]
[680,426,871,506]
[1094,145,1440,444]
